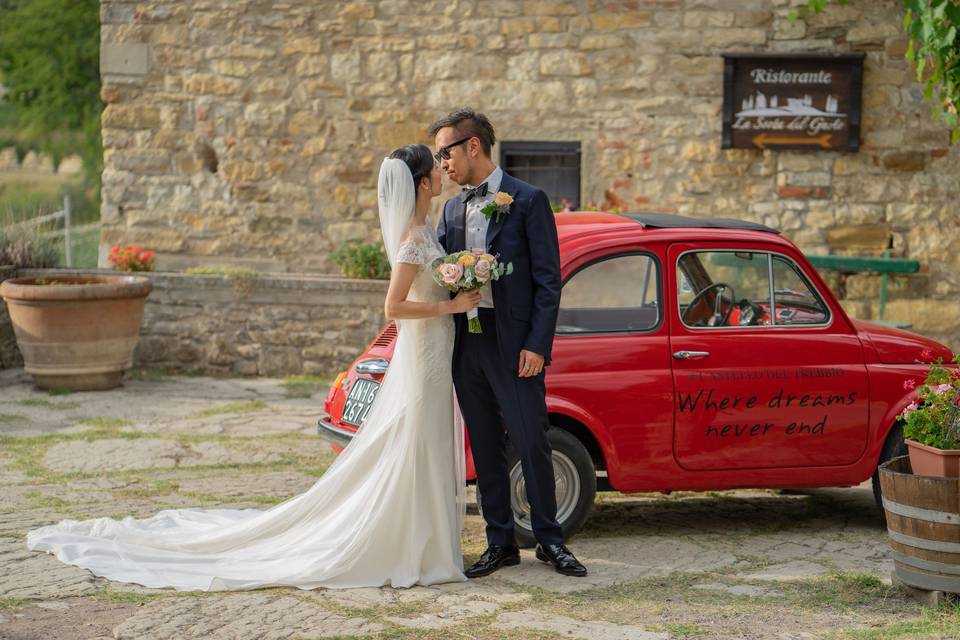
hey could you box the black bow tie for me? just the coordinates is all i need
[460,182,488,203]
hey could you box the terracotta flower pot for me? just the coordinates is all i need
[905,439,960,478]
[0,274,152,391]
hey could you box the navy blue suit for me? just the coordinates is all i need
[437,171,563,546]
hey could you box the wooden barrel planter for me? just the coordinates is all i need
[878,455,960,594]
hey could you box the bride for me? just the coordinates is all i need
[26,144,482,591]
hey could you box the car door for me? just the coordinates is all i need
[548,246,674,490]
[668,243,869,471]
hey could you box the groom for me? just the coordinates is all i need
[431,108,586,578]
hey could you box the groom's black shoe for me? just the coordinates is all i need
[535,543,587,577]
[465,544,520,578]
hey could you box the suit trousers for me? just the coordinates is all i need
[453,308,563,546]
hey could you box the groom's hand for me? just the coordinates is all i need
[518,350,544,377]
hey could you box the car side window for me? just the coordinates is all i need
[677,251,772,328]
[557,253,660,333]
[771,256,830,325]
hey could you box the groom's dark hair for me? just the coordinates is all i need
[428,108,496,157]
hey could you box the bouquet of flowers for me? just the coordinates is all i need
[432,249,512,333]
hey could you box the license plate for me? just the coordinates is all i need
[341,378,381,427]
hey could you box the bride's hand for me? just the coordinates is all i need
[449,290,482,314]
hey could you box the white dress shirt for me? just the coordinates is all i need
[464,166,503,309]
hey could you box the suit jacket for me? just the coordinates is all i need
[437,171,561,372]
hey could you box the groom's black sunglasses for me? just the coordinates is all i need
[434,136,473,162]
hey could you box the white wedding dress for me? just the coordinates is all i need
[27,164,467,591]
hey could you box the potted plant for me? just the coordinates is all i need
[0,245,154,391]
[898,353,960,477]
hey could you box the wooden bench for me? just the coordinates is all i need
[806,250,921,329]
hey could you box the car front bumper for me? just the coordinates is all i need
[317,414,356,447]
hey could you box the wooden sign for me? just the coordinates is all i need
[722,53,865,152]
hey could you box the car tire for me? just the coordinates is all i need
[475,427,596,549]
[872,422,907,509]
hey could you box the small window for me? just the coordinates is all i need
[678,251,772,328]
[501,141,580,209]
[771,256,829,325]
[557,253,660,333]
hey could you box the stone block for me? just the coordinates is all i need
[523,1,577,16]
[578,34,625,50]
[529,33,577,48]
[881,151,926,172]
[684,11,735,28]
[501,17,537,35]
[295,55,329,77]
[338,3,375,19]
[101,43,150,76]
[539,51,591,76]
[102,104,161,130]
[591,12,652,30]
[826,224,891,252]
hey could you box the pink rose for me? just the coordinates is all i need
[439,262,464,285]
[934,383,953,395]
[474,259,492,283]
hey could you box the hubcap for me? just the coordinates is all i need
[510,451,581,533]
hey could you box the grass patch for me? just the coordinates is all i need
[185,265,259,278]
[87,587,170,606]
[45,387,72,396]
[190,400,267,419]
[0,598,30,610]
[25,491,73,510]
[785,571,897,610]
[76,417,133,429]
[833,599,960,639]
[651,622,708,638]
[16,398,80,410]
[0,413,25,423]
[282,374,330,398]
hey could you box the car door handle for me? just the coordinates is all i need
[672,350,710,360]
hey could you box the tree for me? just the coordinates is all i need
[796,0,960,143]
[0,0,102,183]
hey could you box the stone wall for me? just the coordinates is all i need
[6,269,388,376]
[0,266,21,370]
[98,0,960,347]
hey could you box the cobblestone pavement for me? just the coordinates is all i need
[1,369,957,640]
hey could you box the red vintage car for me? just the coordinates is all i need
[319,211,951,546]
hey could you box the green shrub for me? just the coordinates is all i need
[331,240,390,280]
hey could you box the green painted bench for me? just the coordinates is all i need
[806,251,921,329]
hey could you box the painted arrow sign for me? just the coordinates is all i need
[752,133,833,149]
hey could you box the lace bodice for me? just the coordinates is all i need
[396,225,448,305]
[396,225,445,269]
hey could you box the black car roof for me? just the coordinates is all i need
[620,213,781,234]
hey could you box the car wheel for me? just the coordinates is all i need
[475,428,596,549]
[872,422,907,508]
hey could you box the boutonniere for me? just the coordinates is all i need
[480,192,513,224]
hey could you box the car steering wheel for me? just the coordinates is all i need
[682,283,736,326]
[735,298,765,326]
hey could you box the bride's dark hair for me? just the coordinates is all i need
[388,144,433,193]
